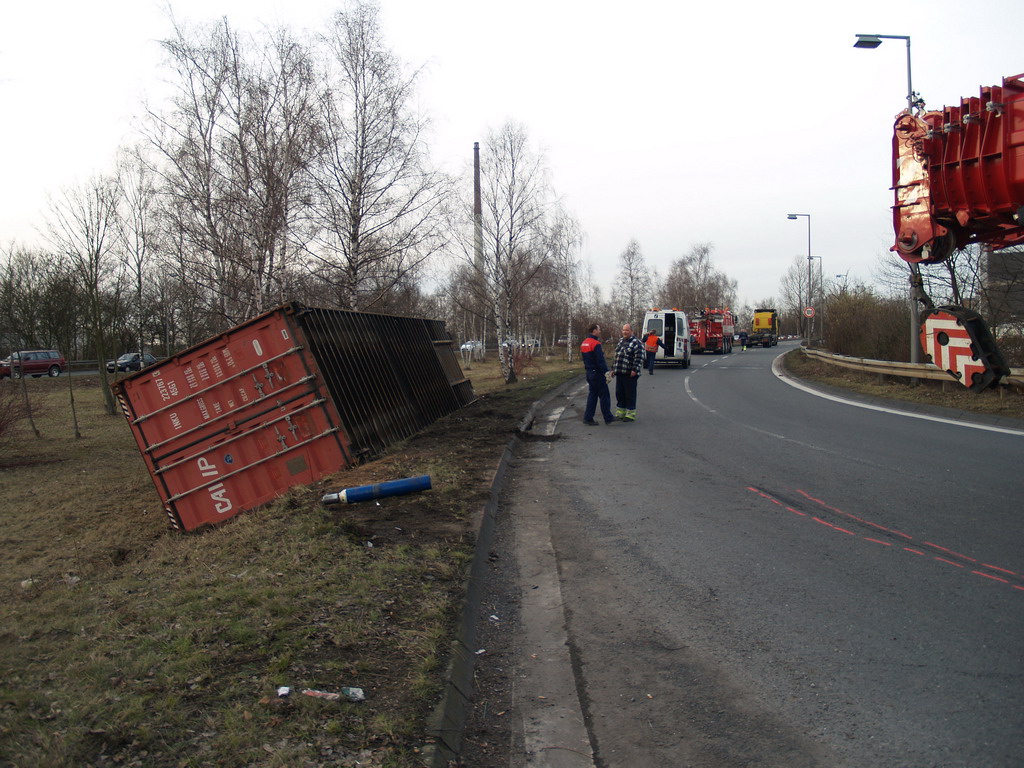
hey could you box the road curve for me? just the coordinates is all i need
[502,343,1024,768]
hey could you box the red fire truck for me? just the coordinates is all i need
[690,308,735,354]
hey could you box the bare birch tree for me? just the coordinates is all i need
[45,176,122,415]
[477,121,550,383]
[658,242,737,311]
[307,0,450,311]
[615,238,651,326]
[544,205,583,360]
[781,253,829,340]
[147,18,318,327]
[115,146,160,352]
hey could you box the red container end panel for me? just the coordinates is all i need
[113,308,353,532]
[892,73,1024,263]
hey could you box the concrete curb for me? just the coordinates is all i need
[422,375,584,766]
[517,373,584,434]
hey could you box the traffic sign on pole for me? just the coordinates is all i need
[803,306,815,318]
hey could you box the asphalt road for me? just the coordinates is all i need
[503,343,1024,767]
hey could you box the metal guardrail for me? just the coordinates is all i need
[801,348,1024,387]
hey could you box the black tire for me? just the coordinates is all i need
[48,365,61,377]
[11,370,21,380]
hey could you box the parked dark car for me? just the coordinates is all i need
[107,352,158,373]
[0,349,67,379]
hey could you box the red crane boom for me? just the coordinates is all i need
[888,73,1022,390]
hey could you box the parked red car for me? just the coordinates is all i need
[0,350,67,379]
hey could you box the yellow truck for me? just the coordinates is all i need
[748,308,778,348]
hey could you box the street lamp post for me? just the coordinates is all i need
[787,213,812,345]
[854,32,921,365]
[853,34,916,113]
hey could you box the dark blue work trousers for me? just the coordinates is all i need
[584,373,613,422]
[615,373,638,411]
[645,350,657,373]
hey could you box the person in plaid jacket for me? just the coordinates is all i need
[612,323,644,421]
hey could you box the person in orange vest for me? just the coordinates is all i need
[642,329,665,375]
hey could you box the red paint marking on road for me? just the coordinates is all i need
[797,489,845,515]
[797,489,828,506]
[752,487,1023,595]
[924,542,977,563]
[811,517,855,535]
[797,489,869,523]
[798,488,912,539]
[748,487,801,514]
[981,563,1019,577]
[972,570,1010,584]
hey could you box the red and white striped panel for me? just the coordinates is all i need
[919,310,984,386]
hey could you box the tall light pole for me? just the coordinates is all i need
[787,213,812,345]
[854,32,922,365]
[853,34,916,113]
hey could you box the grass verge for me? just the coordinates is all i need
[0,351,581,767]
[783,348,1024,421]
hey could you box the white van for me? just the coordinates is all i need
[641,309,691,368]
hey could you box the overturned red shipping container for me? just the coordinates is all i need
[113,303,474,532]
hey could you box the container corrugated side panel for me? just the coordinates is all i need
[113,305,353,531]
[294,306,474,461]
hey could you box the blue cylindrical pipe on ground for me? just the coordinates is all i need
[322,475,432,505]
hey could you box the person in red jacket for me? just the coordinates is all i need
[580,323,616,425]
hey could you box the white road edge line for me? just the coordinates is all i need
[771,352,1024,437]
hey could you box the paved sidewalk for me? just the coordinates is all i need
[510,393,595,767]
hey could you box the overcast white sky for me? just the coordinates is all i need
[1,0,1021,309]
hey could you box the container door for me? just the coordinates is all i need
[113,306,354,531]
[660,314,675,359]
[677,315,689,356]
